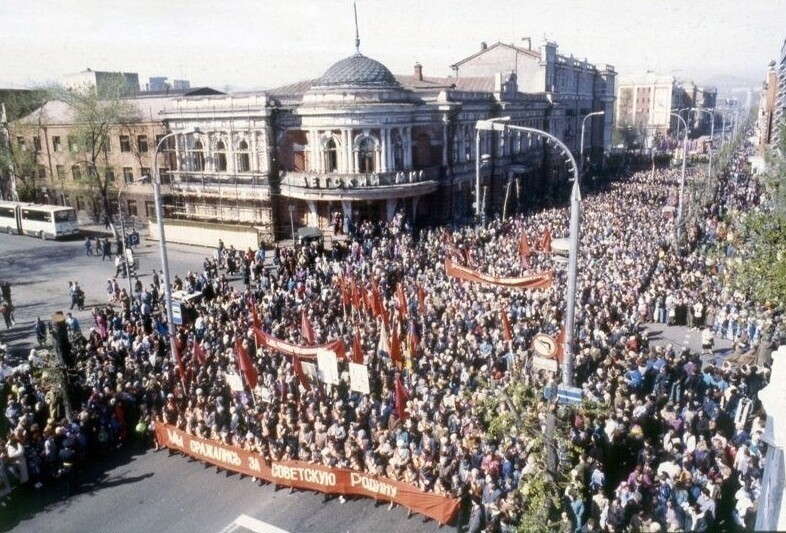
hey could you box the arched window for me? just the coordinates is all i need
[193,140,205,171]
[357,137,376,173]
[323,138,338,172]
[215,140,227,172]
[236,140,250,173]
[392,132,404,170]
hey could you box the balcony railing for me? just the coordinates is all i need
[281,167,441,190]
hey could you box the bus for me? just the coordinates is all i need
[0,201,80,239]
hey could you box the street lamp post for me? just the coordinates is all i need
[487,121,579,386]
[475,117,509,227]
[579,111,605,178]
[670,112,688,244]
[152,129,197,367]
[690,107,715,194]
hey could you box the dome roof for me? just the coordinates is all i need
[318,53,398,88]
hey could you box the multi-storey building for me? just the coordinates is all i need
[758,61,780,149]
[615,71,716,142]
[160,41,614,242]
[11,40,615,244]
[61,69,140,98]
[774,38,786,147]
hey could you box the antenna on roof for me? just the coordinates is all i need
[354,2,361,54]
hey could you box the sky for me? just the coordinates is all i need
[1,0,784,92]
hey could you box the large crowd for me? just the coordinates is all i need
[1,137,782,532]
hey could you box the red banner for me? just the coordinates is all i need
[155,423,458,525]
[444,258,553,290]
[254,327,346,360]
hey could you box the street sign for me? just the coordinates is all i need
[532,334,558,359]
[532,356,558,373]
[543,384,583,405]
[128,232,140,246]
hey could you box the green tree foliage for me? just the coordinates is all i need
[732,119,786,309]
[50,80,138,233]
[734,212,786,308]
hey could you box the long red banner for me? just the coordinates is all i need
[444,258,554,289]
[155,423,459,525]
[253,327,347,360]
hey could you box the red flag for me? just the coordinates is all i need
[301,310,315,345]
[500,307,512,342]
[292,355,311,392]
[174,341,187,384]
[249,299,261,330]
[352,330,363,364]
[193,339,206,365]
[350,278,361,310]
[234,339,259,390]
[371,278,383,318]
[390,325,402,369]
[519,233,531,269]
[407,321,419,359]
[396,282,408,320]
[394,374,409,420]
[539,227,552,253]
[554,328,566,364]
[417,283,426,316]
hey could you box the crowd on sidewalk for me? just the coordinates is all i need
[0,138,782,531]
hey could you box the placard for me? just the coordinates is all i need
[348,362,370,394]
[225,373,244,392]
[301,362,318,382]
[531,356,558,373]
[317,349,339,385]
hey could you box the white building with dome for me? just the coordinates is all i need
[158,41,614,243]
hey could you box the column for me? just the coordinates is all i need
[442,124,449,166]
[306,200,319,227]
[386,198,397,220]
[403,127,412,168]
[310,129,320,173]
[380,129,388,172]
[343,130,353,174]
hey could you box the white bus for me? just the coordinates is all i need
[0,201,80,239]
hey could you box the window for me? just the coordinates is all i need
[16,137,26,151]
[105,168,115,183]
[38,165,46,179]
[137,135,149,153]
[215,140,227,171]
[56,165,65,179]
[76,197,84,211]
[236,140,250,172]
[54,209,76,222]
[33,136,41,152]
[101,138,111,153]
[53,136,62,152]
[145,201,156,218]
[123,167,134,183]
[126,200,138,217]
[140,167,151,179]
[356,137,376,173]
[68,136,79,152]
[21,209,52,222]
[323,138,338,172]
[71,165,82,181]
[192,140,205,171]
[120,135,131,152]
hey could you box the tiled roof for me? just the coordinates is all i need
[316,54,399,88]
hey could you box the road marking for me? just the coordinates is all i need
[219,514,290,533]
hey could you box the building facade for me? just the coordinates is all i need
[160,43,614,242]
[12,41,615,244]
[615,72,717,144]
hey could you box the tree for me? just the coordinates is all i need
[0,89,47,201]
[732,118,786,309]
[50,79,139,238]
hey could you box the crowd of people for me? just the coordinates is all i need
[0,137,782,532]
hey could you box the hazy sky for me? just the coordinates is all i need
[1,0,783,91]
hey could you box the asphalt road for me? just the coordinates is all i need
[1,445,441,533]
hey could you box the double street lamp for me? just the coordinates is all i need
[117,175,149,295]
[670,112,688,244]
